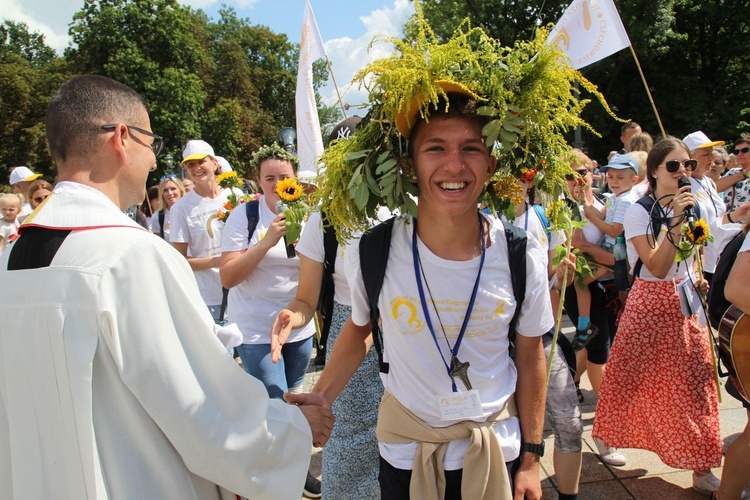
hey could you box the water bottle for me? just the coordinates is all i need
[613,235,630,291]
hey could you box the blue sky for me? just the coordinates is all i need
[1,0,415,108]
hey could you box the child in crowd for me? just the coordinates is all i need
[573,154,639,349]
[0,193,22,254]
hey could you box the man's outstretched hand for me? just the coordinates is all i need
[284,392,334,448]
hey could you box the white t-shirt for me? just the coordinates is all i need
[624,199,693,282]
[346,214,553,470]
[509,204,564,270]
[170,189,238,306]
[603,190,636,247]
[220,198,315,345]
[0,219,19,254]
[691,176,728,273]
[575,197,605,247]
[740,231,750,253]
[295,211,351,306]
[149,209,174,242]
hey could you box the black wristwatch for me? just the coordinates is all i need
[520,441,545,457]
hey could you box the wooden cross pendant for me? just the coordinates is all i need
[449,356,472,391]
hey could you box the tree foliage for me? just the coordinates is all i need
[0,0,334,186]
[412,0,750,162]
[0,22,70,187]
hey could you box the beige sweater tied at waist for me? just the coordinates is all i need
[376,390,518,500]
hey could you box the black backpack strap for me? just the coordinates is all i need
[158,210,165,239]
[632,195,658,279]
[245,200,260,243]
[359,217,396,374]
[501,220,527,339]
[317,213,339,346]
[219,200,260,324]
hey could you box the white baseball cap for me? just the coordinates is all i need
[181,140,215,165]
[9,166,41,185]
[682,131,724,152]
[215,156,233,173]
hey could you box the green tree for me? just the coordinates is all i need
[0,20,57,68]
[67,0,212,177]
[410,0,750,163]
[0,23,68,186]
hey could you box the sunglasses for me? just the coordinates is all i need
[160,174,177,182]
[662,159,697,173]
[565,168,590,180]
[734,147,750,155]
[33,194,49,203]
[101,124,165,156]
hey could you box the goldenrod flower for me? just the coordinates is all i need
[492,174,523,202]
[276,178,303,202]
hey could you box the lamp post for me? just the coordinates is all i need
[278,127,297,154]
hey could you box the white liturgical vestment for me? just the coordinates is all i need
[0,183,311,499]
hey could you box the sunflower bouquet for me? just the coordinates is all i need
[675,218,713,264]
[215,171,258,222]
[276,177,309,257]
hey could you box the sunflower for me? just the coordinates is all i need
[276,178,303,203]
[216,171,240,188]
[684,218,711,245]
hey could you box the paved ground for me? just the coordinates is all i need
[301,319,750,499]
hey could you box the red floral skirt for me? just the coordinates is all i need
[592,278,722,470]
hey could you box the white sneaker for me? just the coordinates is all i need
[593,437,627,466]
[692,471,720,495]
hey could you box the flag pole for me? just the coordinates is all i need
[629,45,666,138]
[324,56,348,119]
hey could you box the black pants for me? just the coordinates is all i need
[378,455,521,499]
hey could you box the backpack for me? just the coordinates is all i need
[218,200,261,323]
[630,194,702,280]
[707,229,746,330]
[157,210,165,239]
[317,215,339,350]
[359,216,527,374]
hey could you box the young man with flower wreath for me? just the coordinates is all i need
[279,8,622,497]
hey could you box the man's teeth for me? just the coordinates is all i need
[440,182,466,191]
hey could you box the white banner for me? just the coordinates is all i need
[295,0,326,178]
[550,0,631,69]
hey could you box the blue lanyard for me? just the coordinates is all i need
[412,213,486,392]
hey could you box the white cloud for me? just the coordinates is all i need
[319,0,414,117]
[0,0,76,54]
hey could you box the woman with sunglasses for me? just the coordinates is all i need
[26,179,53,210]
[593,137,723,495]
[719,136,750,219]
[17,179,53,224]
[151,174,185,240]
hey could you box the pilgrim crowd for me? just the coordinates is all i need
[1,28,750,500]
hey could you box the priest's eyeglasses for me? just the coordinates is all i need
[101,124,164,157]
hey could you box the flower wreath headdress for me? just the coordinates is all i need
[314,4,621,241]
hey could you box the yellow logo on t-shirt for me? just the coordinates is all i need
[391,298,422,330]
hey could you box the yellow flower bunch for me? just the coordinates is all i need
[676,218,714,263]
[275,178,309,243]
[314,2,621,242]
[684,219,711,245]
[216,171,239,187]
[276,178,304,203]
